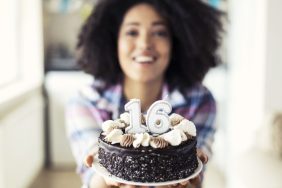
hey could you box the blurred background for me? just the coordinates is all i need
[0,0,282,187]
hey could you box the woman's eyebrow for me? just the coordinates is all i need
[124,22,139,26]
[152,21,166,26]
[123,21,166,26]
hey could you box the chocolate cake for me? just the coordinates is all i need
[97,111,199,183]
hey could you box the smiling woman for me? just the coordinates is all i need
[67,0,224,187]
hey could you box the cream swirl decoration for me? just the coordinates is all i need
[104,129,123,144]
[102,112,196,148]
[173,119,197,136]
[160,129,182,146]
[150,137,169,148]
[120,134,134,147]
[102,120,118,135]
[133,132,150,148]
[169,113,184,126]
[120,112,130,125]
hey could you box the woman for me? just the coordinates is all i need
[66,0,223,187]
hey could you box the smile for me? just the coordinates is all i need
[134,56,156,64]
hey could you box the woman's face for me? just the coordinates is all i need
[118,3,171,84]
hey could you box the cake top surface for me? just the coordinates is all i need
[101,99,196,149]
[101,112,196,149]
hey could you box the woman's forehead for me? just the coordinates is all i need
[121,3,168,29]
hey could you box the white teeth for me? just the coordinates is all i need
[135,56,154,63]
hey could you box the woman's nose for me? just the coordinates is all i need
[137,33,153,51]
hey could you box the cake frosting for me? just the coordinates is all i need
[97,111,199,183]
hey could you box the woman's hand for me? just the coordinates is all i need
[84,154,94,167]
[167,149,208,188]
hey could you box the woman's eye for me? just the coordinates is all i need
[126,30,138,37]
[153,30,169,37]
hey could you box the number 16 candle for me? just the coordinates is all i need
[125,99,172,134]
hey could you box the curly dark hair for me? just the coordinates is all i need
[77,0,224,90]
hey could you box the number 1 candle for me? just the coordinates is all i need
[125,99,147,134]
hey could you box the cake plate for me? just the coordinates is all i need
[92,155,203,186]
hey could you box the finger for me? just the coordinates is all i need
[180,180,189,185]
[84,155,93,167]
[186,184,194,188]
[174,184,187,188]
[120,185,136,188]
[104,177,122,186]
[190,176,201,186]
[167,185,174,188]
[197,149,208,164]
[167,183,179,188]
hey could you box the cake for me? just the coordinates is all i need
[97,100,199,183]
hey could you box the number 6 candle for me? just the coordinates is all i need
[146,100,172,134]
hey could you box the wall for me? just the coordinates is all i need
[0,0,44,187]
[265,0,282,113]
[227,0,282,187]
[0,90,44,188]
[45,71,94,167]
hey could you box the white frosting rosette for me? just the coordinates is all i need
[120,112,130,125]
[173,119,197,136]
[104,129,123,144]
[133,132,150,148]
[160,129,183,146]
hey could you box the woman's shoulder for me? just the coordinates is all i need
[167,82,215,109]
[69,80,113,101]
[67,80,122,111]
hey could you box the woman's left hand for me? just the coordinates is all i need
[167,149,208,188]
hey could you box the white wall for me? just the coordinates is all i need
[45,71,94,167]
[0,90,44,188]
[227,0,267,154]
[0,0,44,187]
[227,0,282,187]
[265,0,282,113]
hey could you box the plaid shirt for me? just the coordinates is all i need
[66,81,216,187]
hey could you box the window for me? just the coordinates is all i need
[0,0,20,87]
[0,0,43,107]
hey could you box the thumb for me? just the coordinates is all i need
[84,155,94,167]
[84,147,99,167]
[197,149,208,164]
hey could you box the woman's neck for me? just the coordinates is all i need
[123,79,163,112]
